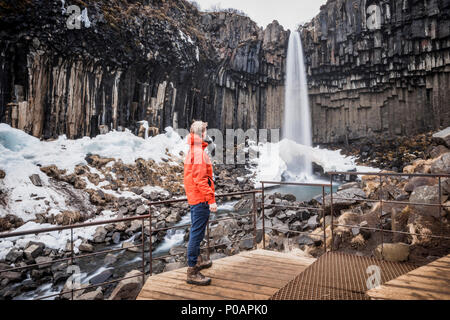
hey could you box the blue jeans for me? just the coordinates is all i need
[187,202,210,267]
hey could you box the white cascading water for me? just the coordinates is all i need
[282,30,313,180]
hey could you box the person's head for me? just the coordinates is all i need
[190,120,208,139]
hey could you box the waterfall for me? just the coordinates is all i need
[282,31,312,178]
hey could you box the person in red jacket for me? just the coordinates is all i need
[184,121,217,285]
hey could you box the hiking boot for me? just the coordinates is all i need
[195,255,212,270]
[187,266,211,286]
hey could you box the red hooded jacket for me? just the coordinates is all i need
[183,133,216,205]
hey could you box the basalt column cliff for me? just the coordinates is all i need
[301,0,450,144]
[0,0,287,139]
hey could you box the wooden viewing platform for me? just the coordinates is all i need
[366,254,450,300]
[137,249,316,300]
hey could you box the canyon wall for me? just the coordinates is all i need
[0,0,287,139]
[302,0,450,143]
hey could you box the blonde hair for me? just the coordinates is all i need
[190,120,208,137]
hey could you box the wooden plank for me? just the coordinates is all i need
[140,280,229,300]
[197,261,296,281]
[244,249,317,264]
[147,274,270,300]
[169,269,278,296]
[367,254,450,300]
[211,254,310,273]
[239,251,315,267]
[200,268,291,288]
[137,289,188,300]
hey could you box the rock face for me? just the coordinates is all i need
[301,0,450,143]
[0,0,287,139]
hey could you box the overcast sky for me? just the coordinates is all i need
[189,0,328,31]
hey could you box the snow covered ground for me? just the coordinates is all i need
[0,124,187,222]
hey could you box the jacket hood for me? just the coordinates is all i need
[187,133,209,149]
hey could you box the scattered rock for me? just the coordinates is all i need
[35,256,53,269]
[404,177,437,193]
[307,215,319,229]
[79,242,94,253]
[410,185,447,218]
[5,249,23,263]
[93,227,108,243]
[239,238,254,250]
[297,235,314,246]
[430,153,450,174]
[104,253,117,265]
[108,270,142,300]
[136,205,147,215]
[55,211,82,225]
[29,174,43,187]
[432,127,450,147]
[374,243,410,262]
[77,287,103,300]
[24,243,44,260]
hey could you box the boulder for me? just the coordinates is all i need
[136,205,147,215]
[92,227,108,243]
[282,194,296,202]
[29,174,42,187]
[108,270,142,300]
[374,243,410,262]
[24,243,44,260]
[79,242,94,253]
[297,235,314,246]
[112,232,121,244]
[430,153,450,174]
[429,145,449,159]
[5,248,23,263]
[320,188,366,215]
[77,287,103,300]
[432,127,450,147]
[55,211,82,225]
[118,207,128,216]
[104,253,117,265]
[404,177,437,193]
[126,220,142,234]
[114,222,128,232]
[234,198,253,211]
[239,238,254,250]
[409,185,447,218]
[307,215,319,229]
[296,209,310,221]
[35,256,53,269]
[0,169,5,179]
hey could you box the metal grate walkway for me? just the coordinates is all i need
[270,252,418,300]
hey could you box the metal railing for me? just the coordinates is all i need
[1,171,449,300]
[0,190,261,300]
[260,181,332,253]
[327,171,450,252]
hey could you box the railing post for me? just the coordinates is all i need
[141,217,145,285]
[330,176,334,251]
[379,174,384,258]
[70,227,74,301]
[439,177,442,248]
[322,185,326,253]
[149,213,153,276]
[252,192,257,249]
[262,182,266,249]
